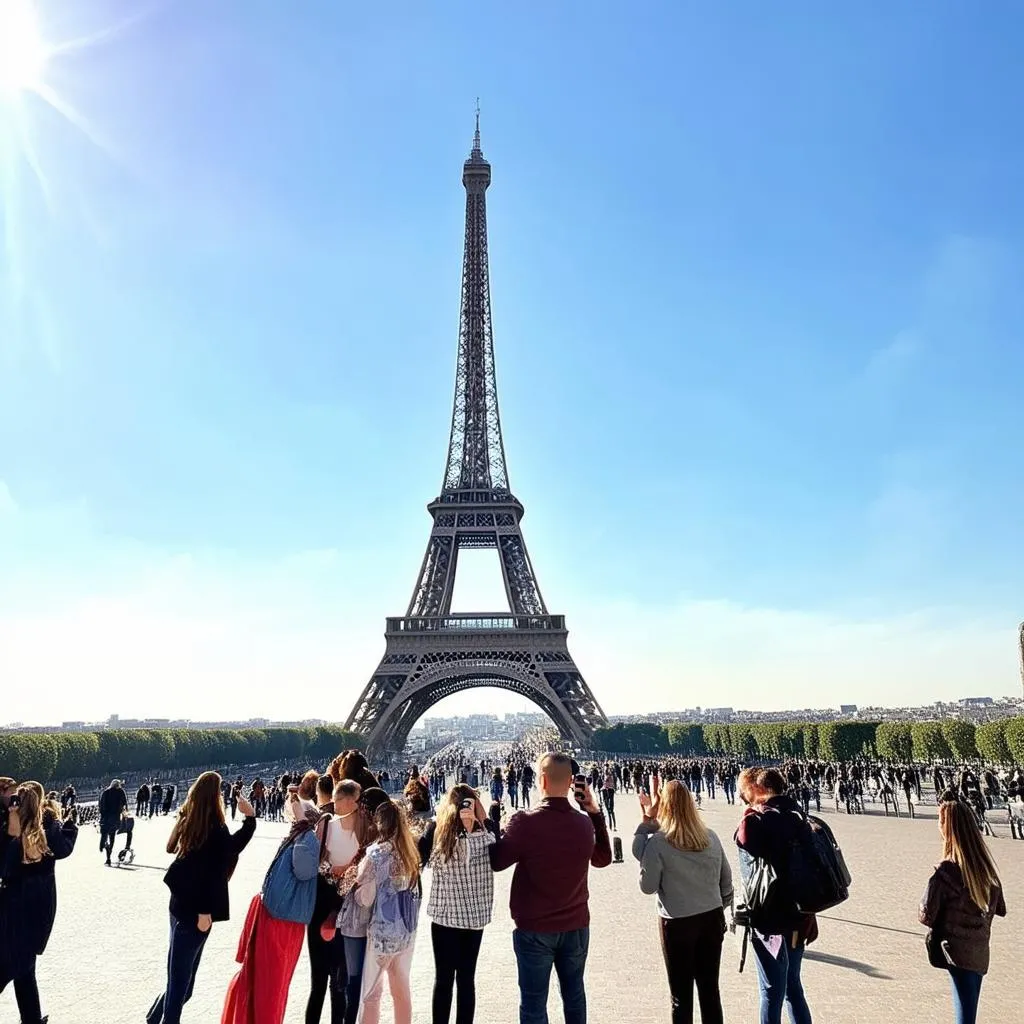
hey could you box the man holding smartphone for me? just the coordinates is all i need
[489,752,612,1024]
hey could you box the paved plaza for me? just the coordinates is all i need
[29,794,1020,1023]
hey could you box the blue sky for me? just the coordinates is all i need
[1,1,1022,725]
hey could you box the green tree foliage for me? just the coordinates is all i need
[1004,717,1024,765]
[940,720,979,761]
[665,724,706,755]
[728,724,758,759]
[0,726,366,786]
[590,722,666,754]
[975,721,1012,765]
[875,722,913,762]
[911,721,952,761]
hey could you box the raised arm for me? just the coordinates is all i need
[488,810,527,872]
[637,840,662,896]
[632,819,658,863]
[589,811,612,869]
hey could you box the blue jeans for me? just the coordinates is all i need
[342,935,366,1024]
[949,967,983,1024]
[751,934,812,1024]
[147,914,210,1024]
[513,927,589,1024]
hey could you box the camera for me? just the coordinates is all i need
[459,798,474,811]
[8,795,19,809]
[733,903,751,929]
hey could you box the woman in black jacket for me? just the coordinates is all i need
[920,792,1007,1024]
[734,767,815,1024]
[0,781,78,1024]
[147,771,256,1024]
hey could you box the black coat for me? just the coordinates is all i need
[165,815,256,923]
[0,814,78,987]
[98,785,128,826]
[920,860,1007,974]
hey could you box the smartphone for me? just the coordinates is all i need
[573,775,586,802]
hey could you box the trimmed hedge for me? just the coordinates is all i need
[591,717,1024,764]
[0,725,365,786]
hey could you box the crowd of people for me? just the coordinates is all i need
[0,742,1015,1024]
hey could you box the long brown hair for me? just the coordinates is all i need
[431,784,478,865]
[170,772,225,856]
[657,780,709,853]
[374,799,420,887]
[16,782,49,862]
[939,795,1001,911]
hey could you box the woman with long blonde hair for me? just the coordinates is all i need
[421,784,493,1024]
[920,792,1007,1024]
[635,779,733,1024]
[353,798,422,1024]
[149,771,256,1024]
[0,781,77,1024]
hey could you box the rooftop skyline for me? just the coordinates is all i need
[1,3,1022,725]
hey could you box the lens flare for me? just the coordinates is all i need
[0,0,48,98]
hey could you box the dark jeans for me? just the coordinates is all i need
[431,922,484,1024]
[949,967,983,1024]
[513,927,589,1024]
[306,920,346,1024]
[751,933,812,1024]
[658,908,725,1024]
[2,967,43,1024]
[601,790,616,830]
[342,935,366,1024]
[147,913,210,1024]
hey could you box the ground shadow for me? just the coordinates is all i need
[803,950,893,979]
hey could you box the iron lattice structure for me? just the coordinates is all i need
[345,118,607,757]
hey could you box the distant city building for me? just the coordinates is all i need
[840,705,858,715]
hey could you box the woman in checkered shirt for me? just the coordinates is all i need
[419,785,494,1024]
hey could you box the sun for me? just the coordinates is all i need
[0,0,48,98]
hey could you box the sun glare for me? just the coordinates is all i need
[0,0,48,98]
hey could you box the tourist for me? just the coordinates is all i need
[137,780,151,818]
[306,780,365,1024]
[404,776,433,838]
[601,766,617,831]
[489,767,505,805]
[920,792,1007,1024]
[634,779,733,1024]
[148,772,256,1024]
[489,752,612,1024]
[97,778,128,867]
[0,781,78,1024]
[222,795,323,1024]
[421,784,494,1024]
[507,765,520,809]
[151,781,164,818]
[335,786,390,1024]
[352,797,422,1024]
[734,767,815,1024]
[317,773,336,814]
[520,762,534,808]
[163,783,177,816]
[329,749,381,793]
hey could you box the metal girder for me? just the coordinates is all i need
[344,119,607,756]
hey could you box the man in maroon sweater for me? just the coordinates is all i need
[489,752,612,1024]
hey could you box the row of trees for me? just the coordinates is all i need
[0,726,365,786]
[590,717,1024,765]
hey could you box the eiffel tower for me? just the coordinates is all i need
[345,116,608,757]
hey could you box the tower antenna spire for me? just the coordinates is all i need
[473,98,481,152]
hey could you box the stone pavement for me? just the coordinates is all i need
[27,794,1021,1023]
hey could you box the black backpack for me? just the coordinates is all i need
[782,811,851,915]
